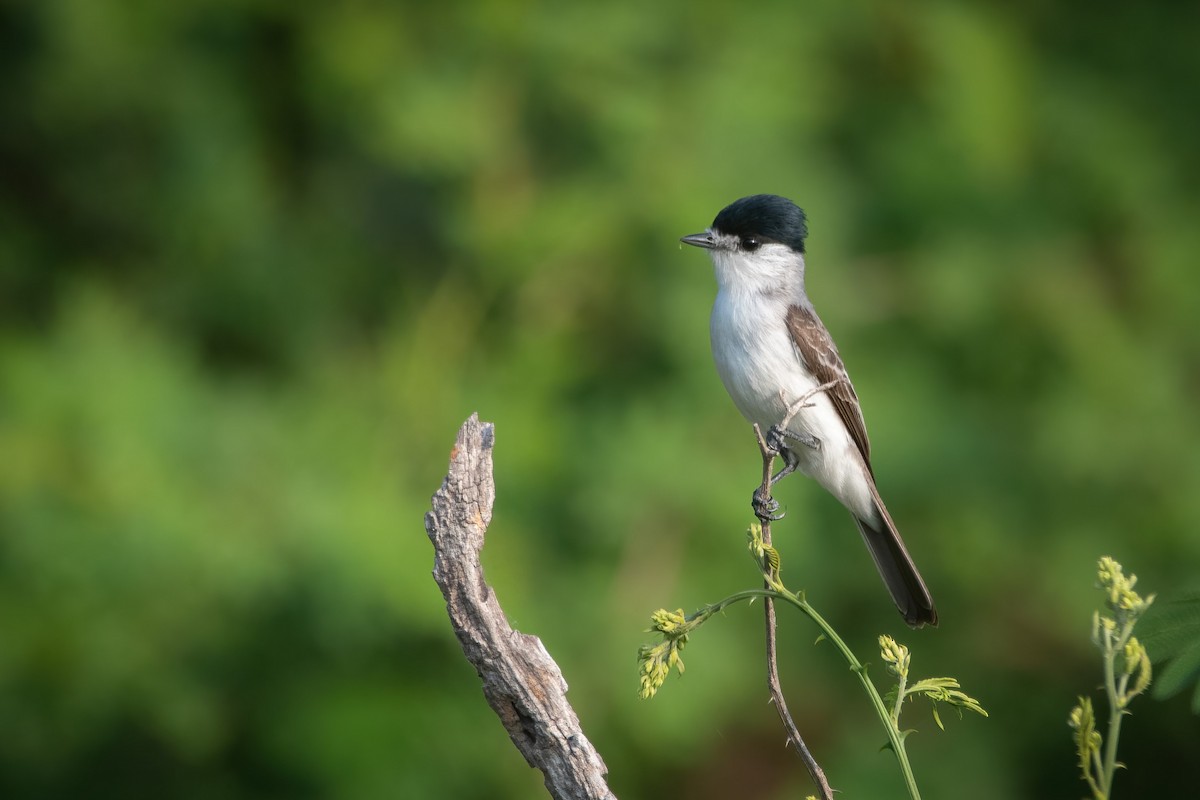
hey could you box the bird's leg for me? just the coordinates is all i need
[750,452,793,522]
[753,426,821,522]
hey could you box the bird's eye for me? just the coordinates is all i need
[742,237,761,252]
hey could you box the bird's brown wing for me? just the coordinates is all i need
[785,304,872,471]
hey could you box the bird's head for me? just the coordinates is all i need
[681,194,809,292]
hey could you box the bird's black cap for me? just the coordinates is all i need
[712,194,808,253]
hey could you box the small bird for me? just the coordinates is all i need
[681,194,936,628]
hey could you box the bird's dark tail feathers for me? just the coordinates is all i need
[853,486,937,628]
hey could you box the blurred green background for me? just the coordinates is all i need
[3,1,1199,797]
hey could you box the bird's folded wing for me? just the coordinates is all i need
[785,304,873,472]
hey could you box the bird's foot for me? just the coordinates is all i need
[752,486,784,522]
[766,423,820,454]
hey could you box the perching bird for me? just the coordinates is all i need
[681,194,936,628]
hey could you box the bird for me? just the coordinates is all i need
[680,194,937,628]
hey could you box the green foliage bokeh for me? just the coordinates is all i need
[2,2,1199,798]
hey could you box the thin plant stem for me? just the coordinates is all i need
[752,422,833,800]
[692,586,922,800]
[778,590,922,800]
[891,663,908,725]
[716,381,921,799]
[1099,617,1136,798]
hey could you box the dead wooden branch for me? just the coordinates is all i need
[425,414,616,800]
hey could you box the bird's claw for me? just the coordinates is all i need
[752,487,784,522]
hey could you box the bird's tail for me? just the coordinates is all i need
[853,486,937,628]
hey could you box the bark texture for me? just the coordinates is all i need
[425,414,615,800]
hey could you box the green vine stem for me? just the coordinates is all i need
[638,529,986,800]
[640,584,921,799]
[764,585,922,799]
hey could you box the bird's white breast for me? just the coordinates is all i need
[709,281,876,522]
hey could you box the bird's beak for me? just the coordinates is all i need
[680,231,716,249]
